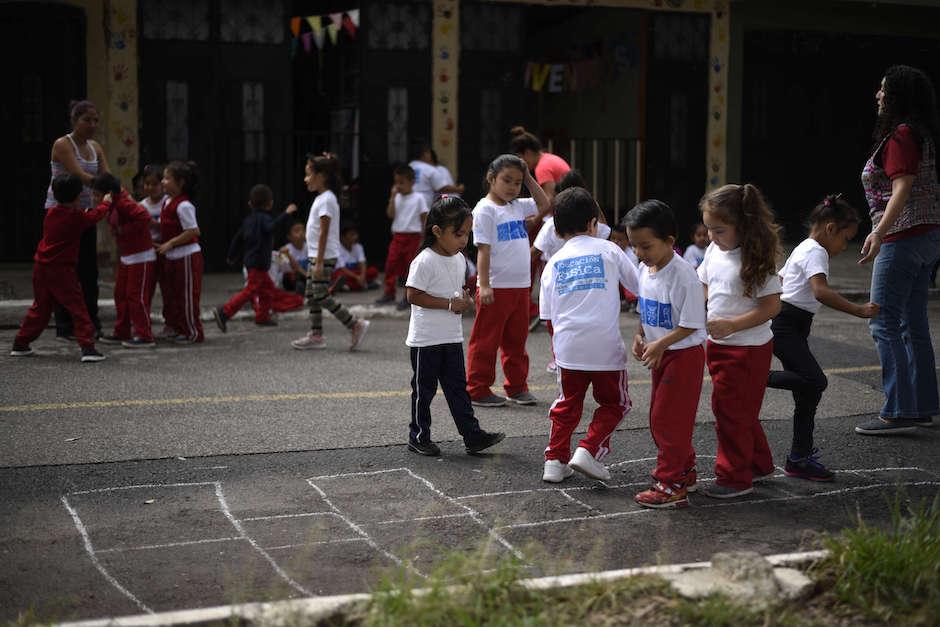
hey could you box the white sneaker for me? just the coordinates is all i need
[542,460,574,483]
[569,446,611,481]
[350,319,370,351]
[292,332,326,350]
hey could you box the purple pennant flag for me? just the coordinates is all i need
[301,31,313,53]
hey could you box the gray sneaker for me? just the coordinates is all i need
[913,416,936,428]
[701,483,753,499]
[508,391,537,405]
[471,394,508,407]
[854,417,918,435]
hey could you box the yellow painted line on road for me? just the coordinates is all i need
[0,365,889,414]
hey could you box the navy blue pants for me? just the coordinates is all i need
[410,343,483,444]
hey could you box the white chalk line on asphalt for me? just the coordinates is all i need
[0,364,895,413]
[96,537,243,554]
[241,511,338,522]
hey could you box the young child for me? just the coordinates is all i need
[291,154,370,351]
[698,183,783,499]
[610,223,640,313]
[467,154,551,407]
[768,195,879,478]
[158,160,204,344]
[625,200,708,508]
[539,187,639,482]
[405,196,506,457]
[280,221,309,294]
[682,223,709,269]
[376,165,428,308]
[213,185,298,332]
[138,164,171,336]
[11,174,109,362]
[92,173,157,348]
[333,225,379,292]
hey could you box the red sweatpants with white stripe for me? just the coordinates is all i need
[222,268,277,323]
[113,260,156,342]
[706,340,775,490]
[162,252,204,342]
[466,287,530,399]
[545,368,631,463]
[16,264,97,349]
[649,345,705,486]
[383,233,421,297]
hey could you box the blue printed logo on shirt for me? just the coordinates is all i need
[555,254,606,295]
[638,296,674,329]
[496,220,528,242]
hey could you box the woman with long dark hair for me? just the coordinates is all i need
[856,65,940,435]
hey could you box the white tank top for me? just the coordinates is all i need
[45,134,98,209]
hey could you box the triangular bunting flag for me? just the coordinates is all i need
[312,23,325,49]
[289,17,301,37]
[301,31,313,53]
[347,9,360,27]
[342,14,356,39]
[329,12,343,27]
[305,15,319,31]
[326,22,339,45]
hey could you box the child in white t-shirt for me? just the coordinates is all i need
[697,183,782,499]
[539,187,639,483]
[139,164,171,335]
[768,195,878,480]
[609,223,640,312]
[405,196,505,457]
[377,164,429,308]
[279,221,309,293]
[333,225,378,292]
[625,200,707,509]
[682,223,709,269]
[466,154,551,407]
[291,154,369,351]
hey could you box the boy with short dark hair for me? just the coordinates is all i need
[213,184,297,331]
[332,224,379,292]
[11,173,110,362]
[376,164,428,308]
[539,187,639,483]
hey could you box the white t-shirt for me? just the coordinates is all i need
[338,242,367,270]
[697,243,782,346]
[779,238,829,314]
[540,236,639,371]
[472,197,537,288]
[533,218,612,262]
[682,244,707,269]
[306,190,341,261]
[141,195,166,242]
[435,164,459,197]
[406,248,467,347]
[636,254,707,351]
[165,200,201,260]
[410,160,447,208]
[392,192,428,233]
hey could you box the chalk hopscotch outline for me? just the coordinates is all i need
[61,461,940,613]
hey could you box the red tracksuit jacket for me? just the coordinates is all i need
[104,190,152,257]
[35,203,110,265]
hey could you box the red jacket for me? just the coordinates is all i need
[105,190,153,257]
[160,194,200,246]
[34,203,109,265]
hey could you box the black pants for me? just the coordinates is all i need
[55,226,100,335]
[767,302,828,456]
[410,343,483,445]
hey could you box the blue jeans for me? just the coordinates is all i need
[869,228,940,419]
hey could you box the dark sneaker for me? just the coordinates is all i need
[121,337,156,349]
[508,391,537,405]
[854,417,918,435]
[98,334,126,345]
[396,298,410,311]
[913,416,936,428]
[80,347,106,363]
[471,394,508,408]
[374,294,396,305]
[635,481,689,509]
[701,483,753,499]
[213,307,228,333]
[408,439,441,456]
[752,469,776,483]
[10,344,33,357]
[785,450,834,482]
[465,431,505,454]
[255,319,278,327]
[173,334,200,344]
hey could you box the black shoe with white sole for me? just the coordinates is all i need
[465,431,505,454]
[408,440,441,456]
[80,347,106,363]
[10,344,33,356]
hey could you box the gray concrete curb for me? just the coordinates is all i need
[57,550,828,626]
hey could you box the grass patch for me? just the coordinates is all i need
[815,494,940,624]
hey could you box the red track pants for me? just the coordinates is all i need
[383,233,421,297]
[222,268,277,323]
[545,368,631,463]
[466,287,530,399]
[649,345,705,486]
[162,252,204,342]
[706,340,775,490]
[332,266,379,291]
[16,264,96,348]
[113,261,156,341]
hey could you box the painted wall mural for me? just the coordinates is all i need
[432,0,459,173]
[105,0,139,188]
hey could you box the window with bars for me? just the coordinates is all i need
[166,80,189,159]
[242,82,264,162]
[387,87,408,164]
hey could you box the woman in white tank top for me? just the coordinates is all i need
[45,100,111,337]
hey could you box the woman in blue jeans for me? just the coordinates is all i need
[857,65,940,435]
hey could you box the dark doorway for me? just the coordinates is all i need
[2,2,85,262]
[742,30,940,241]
